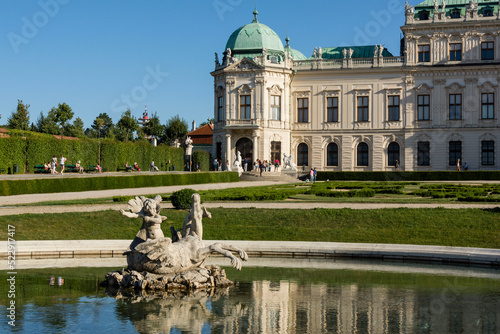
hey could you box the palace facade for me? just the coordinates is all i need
[211,0,500,171]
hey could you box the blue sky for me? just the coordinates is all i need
[1,0,417,130]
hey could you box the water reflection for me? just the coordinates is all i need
[1,263,500,333]
[110,279,500,334]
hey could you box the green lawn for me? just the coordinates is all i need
[2,207,499,249]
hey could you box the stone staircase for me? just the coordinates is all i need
[239,170,299,182]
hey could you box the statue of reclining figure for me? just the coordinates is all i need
[121,193,248,275]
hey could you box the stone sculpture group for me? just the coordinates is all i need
[104,193,248,291]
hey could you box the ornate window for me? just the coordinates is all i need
[449,94,462,120]
[357,142,369,167]
[217,96,224,122]
[357,96,369,122]
[482,7,494,17]
[270,95,281,121]
[449,141,462,166]
[482,93,495,119]
[271,141,281,164]
[327,143,338,166]
[449,43,462,61]
[417,95,430,120]
[482,141,495,165]
[418,141,430,166]
[239,95,251,119]
[418,45,430,62]
[481,42,494,60]
[327,97,339,122]
[297,143,308,167]
[388,142,400,167]
[297,98,309,123]
[388,95,400,121]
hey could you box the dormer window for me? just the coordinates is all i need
[450,9,461,19]
[419,10,430,21]
[483,8,493,17]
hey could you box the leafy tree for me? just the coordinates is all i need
[8,100,30,131]
[65,117,85,138]
[116,109,138,142]
[162,115,188,144]
[53,103,74,138]
[143,112,165,142]
[90,113,114,139]
[35,110,59,135]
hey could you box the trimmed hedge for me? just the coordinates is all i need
[192,151,211,172]
[318,171,500,181]
[0,172,239,196]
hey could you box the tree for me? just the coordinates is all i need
[116,109,138,142]
[53,103,74,138]
[35,110,59,135]
[143,112,165,142]
[65,117,85,138]
[162,115,188,144]
[90,113,114,139]
[8,100,30,131]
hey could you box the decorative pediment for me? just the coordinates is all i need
[294,90,311,98]
[481,34,496,42]
[447,133,464,142]
[414,83,433,94]
[417,36,431,44]
[215,85,225,95]
[479,81,497,93]
[225,57,264,72]
[445,82,465,94]
[479,133,497,141]
[322,89,341,97]
[384,87,402,96]
[267,84,283,95]
[237,84,254,94]
[353,88,371,96]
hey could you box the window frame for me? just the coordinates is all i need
[388,95,400,122]
[481,93,495,119]
[326,142,339,167]
[217,96,224,122]
[297,98,309,123]
[449,141,462,166]
[327,97,339,123]
[417,95,431,121]
[481,41,494,60]
[449,94,462,120]
[297,143,309,167]
[417,141,430,166]
[482,141,495,166]
[270,95,281,121]
[388,142,400,167]
[357,142,369,167]
[357,96,369,122]
[418,44,430,62]
[239,95,251,119]
[449,43,462,61]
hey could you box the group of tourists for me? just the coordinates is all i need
[44,154,84,175]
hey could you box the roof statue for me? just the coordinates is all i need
[342,48,348,59]
[374,45,379,57]
[105,194,248,291]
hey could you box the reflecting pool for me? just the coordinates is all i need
[1,259,500,333]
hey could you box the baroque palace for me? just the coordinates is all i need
[211,0,500,172]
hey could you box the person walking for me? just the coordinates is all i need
[259,160,264,177]
[456,159,461,172]
[243,157,248,172]
[51,155,58,174]
[213,158,218,171]
[310,168,314,182]
[59,154,66,175]
[274,159,279,172]
[313,168,317,183]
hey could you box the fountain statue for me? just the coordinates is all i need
[103,194,248,291]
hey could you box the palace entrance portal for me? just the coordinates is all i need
[235,138,253,168]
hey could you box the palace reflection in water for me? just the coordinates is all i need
[113,279,500,333]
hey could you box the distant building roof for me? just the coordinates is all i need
[187,123,213,145]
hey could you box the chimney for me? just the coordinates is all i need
[192,120,196,131]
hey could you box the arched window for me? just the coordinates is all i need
[357,142,369,167]
[388,142,400,167]
[297,143,308,167]
[327,143,339,166]
[419,10,429,21]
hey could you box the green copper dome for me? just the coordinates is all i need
[284,36,307,61]
[225,10,284,59]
